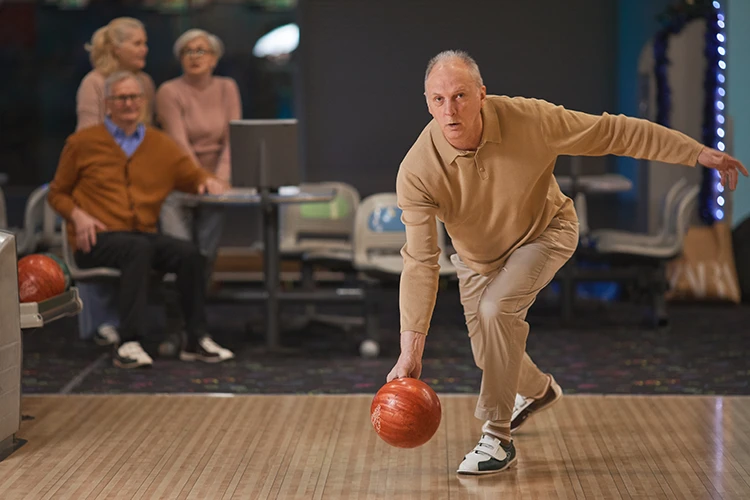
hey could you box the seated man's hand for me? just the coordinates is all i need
[198,177,229,196]
[71,207,107,253]
[698,147,748,191]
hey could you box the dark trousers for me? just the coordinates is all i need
[75,231,208,344]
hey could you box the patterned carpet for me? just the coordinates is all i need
[20,287,750,396]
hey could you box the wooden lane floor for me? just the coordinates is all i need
[1,394,749,499]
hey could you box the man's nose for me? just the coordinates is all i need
[444,100,456,116]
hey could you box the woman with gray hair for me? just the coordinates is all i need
[156,29,241,272]
[76,17,155,130]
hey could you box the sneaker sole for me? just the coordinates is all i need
[179,352,229,363]
[511,386,563,434]
[456,455,518,475]
[113,359,153,369]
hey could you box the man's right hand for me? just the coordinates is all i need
[71,207,107,253]
[386,330,427,382]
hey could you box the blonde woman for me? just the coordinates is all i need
[156,29,241,269]
[76,17,155,130]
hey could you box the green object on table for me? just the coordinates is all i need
[299,196,351,220]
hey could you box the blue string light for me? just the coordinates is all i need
[708,3,726,223]
[653,0,726,224]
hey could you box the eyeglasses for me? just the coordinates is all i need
[182,48,213,58]
[108,94,143,104]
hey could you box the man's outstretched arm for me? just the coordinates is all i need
[538,100,747,189]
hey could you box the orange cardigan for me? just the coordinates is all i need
[48,124,210,251]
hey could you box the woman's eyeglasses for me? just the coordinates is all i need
[182,48,213,58]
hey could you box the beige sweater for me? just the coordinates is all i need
[396,95,704,335]
[75,70,156,131]
[155,76,242,182]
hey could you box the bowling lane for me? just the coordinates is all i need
[5,394,750,499]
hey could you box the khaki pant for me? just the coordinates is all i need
[451,214,579,424]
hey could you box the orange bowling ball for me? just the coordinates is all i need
[370,377,442,448]
[17,254,66,303]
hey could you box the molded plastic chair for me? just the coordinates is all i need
[279,181,360,258]
[12,184,63,256]
[352,193,455,277]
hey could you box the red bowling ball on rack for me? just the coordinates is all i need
[17,254,66,303]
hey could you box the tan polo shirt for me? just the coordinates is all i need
[396,95,704,335]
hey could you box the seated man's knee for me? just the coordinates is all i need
[126,237,155,264]
[174,239,205,266]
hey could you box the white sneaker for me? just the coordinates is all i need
[457,433,517,475]
[179,336,234,363]
[114,341,153,369]
[95,323,120,346]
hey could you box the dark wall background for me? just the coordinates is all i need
[296,0,619,198]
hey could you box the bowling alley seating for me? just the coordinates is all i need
[581,177,689,250]
[566,178,699,326]
[303,192,455,356]
[3,184,63,257]
[279,181,360,260]
[279,182,363,329]
[355,193,455,355]
[303,192,457,282]
[351,193,455,278]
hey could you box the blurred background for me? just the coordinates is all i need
[2,0,750,395]
[1,0,746,231]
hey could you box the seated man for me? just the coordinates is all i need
[48,70,234,369]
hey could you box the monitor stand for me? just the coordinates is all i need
[258,139,281,194]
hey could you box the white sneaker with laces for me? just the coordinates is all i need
[179,336,234,363]
[95,323,120,346]
[200,336,234,361]
[114,341,153,369]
